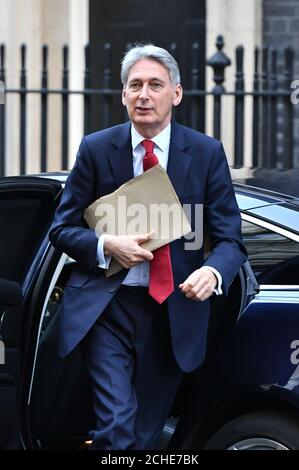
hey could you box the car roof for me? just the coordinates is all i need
[232,168,299,235]
[29,171,70,183]
[232,167,299,200]
[29,169,299,201]
[234,184,299,209]
[3,169,299,235]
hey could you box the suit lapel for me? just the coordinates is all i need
[167,121,192,198]
[107,121,192,197]
[108,122,134,188]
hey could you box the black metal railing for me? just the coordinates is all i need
[0,35,295,176]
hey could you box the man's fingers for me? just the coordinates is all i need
[134,231,154,244]
[179,274,198,293]
[179,268,217,301]
[131,232,154,260]
[137,246,153,261]
[179,282,192,293]
[180,269,215,289]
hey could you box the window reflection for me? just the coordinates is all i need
[242,220,299,284]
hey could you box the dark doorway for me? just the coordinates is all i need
[89,0,206,132]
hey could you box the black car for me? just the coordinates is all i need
[0,170,298,450]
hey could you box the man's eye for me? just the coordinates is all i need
[129,83,141,90]
[151,83,162,89]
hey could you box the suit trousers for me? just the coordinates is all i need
[80,285,183,450]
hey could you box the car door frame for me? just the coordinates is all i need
[0,176,63,449]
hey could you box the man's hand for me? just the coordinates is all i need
[103,232,153,269]
[179,267,217,302]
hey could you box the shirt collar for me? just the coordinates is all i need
[131,123,171,153]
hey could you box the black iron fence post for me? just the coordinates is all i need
[84,44,91,135]
[268,48,278,168]
[0,37,296,175]
[102,42,111,129]
[40,45,48,172]
[281,46,294,169]
[190,42,201,131]
[122,42,132,122]
[169,42,177,60]
[169,42,180,122]
[61,45,69,170]
[234,46,244,167]
[207,35,231,141]
[0,44,5,177]
[261,46,269,168]
[252,47,259,167]
[20,44,27,175]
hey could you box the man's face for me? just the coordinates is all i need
[122,59,183,138]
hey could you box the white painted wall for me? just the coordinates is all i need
[206,0,262,166]
[0,0,88,175]
[0,0,262,174]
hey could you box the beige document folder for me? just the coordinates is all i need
[84,164,191,277]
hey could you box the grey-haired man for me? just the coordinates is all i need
[49,44,246,450]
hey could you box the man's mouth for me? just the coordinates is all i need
[136,106,153,112]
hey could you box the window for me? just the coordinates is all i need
[0,191,56,283]
[242,219,299,285]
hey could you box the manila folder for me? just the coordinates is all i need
[84,164,191,277]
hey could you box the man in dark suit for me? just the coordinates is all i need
[49,44,247,450]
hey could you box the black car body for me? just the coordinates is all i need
[0,170,298,450]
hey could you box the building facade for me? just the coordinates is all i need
[0,0,298,175]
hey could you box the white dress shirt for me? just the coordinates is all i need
[96,123,222,294]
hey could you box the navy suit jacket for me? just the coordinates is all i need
[49,121,247,372]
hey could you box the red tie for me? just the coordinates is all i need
[141,139,174,304]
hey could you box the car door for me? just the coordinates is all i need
[0,176,62,449]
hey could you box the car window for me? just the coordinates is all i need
[250,203,299,235]
[0,191,56,283]
[242,219,299,285]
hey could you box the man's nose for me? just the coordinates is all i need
[138,84,149,100]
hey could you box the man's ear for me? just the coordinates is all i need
[122,87,126,106]
[173,84,183,107]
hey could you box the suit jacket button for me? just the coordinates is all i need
[109,287,116,293]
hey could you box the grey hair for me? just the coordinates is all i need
[120,44,181,86]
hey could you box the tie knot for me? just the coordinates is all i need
[142,139,154,154]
